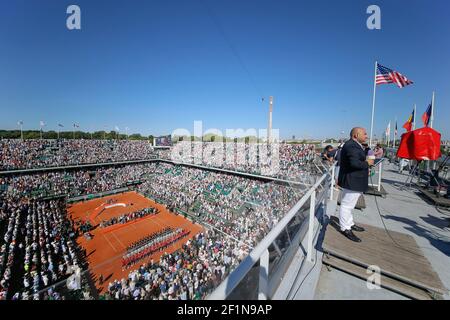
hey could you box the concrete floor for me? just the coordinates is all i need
[314,265,409,300]
[278,162,450,300]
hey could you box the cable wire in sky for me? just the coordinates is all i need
[198,0,266,102]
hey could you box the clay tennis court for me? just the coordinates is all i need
[67,191,203,293]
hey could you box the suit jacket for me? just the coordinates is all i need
[337,139,369,192]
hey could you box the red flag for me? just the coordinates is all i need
[402,121,412,132]
[402,109,414,132]
[397,127,441,161]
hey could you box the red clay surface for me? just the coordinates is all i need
[67,191,203,293]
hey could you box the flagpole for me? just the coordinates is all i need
[431,91,436,171]
[388,124,390,147]
[369,61,377,147]
[18,121,23,140]
[393,117,396,148]
[413,104,416,130]
[388,120,391,148]
[431,91,435,129]
[387,121,390,148]
[73,124,75,140]
[387,129,389,148]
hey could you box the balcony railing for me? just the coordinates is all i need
[207,162,336,300]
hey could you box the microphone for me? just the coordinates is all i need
[367,149,375,161]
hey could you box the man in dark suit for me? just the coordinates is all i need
[337,127,374,242]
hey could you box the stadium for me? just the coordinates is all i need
[0,139,330,300]
[2,0,450,305]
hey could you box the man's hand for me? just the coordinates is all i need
[366,159,374,166]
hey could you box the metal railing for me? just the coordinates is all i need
[368,158,384,192]
[207,162,335,300]
[66,187,131,203]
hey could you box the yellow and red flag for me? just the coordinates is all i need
[402,109,414,132]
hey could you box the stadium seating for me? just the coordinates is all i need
[0,141,318,300]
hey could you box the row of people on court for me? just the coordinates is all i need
[126,227,173,253]
[98,207,159,228]
[122,229,190,269]
[125,228,187,256]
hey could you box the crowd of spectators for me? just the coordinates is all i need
[0,139,159,170]
[1,139,316,182]
[137,163,306,248]
[0,163,159,199]
[167,142,316,180]
[0,198,85,300]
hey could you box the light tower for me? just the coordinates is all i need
[268,96,273,143]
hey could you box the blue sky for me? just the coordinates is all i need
[0,0,449,139]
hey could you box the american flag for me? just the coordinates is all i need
[376,63,413,88]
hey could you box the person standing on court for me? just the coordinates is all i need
[337,127,374,242]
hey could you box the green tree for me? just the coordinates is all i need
[0,129,157,141]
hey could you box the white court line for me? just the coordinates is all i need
[102,233,117,253]
[111,230,126,249]
[151,215,168,229]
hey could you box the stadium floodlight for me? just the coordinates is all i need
[57,123,64,140]
[39,121,45,139]
[17,120,24,140]
[73,123,79,139]
[115,126,120,140]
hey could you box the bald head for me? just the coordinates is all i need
[350,127,368,144]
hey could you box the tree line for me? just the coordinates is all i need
[0,130,154,142]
